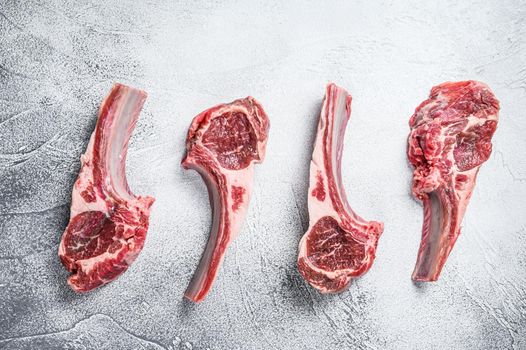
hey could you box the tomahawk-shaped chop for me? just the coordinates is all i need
[408,81,499,281]
[59,84,155,292]
[297,83,384,293]
[182,97,270,302]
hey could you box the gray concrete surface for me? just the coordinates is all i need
[0,0,525,349]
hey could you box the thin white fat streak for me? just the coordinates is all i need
[75,237,131,275]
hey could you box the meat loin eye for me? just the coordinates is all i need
[306,216,366,271]
[202,112,258,170]
[453,121,497,171]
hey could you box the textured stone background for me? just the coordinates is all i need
[0,1,525,349]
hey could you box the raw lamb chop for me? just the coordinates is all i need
[408,80,499,281]
[297,83,384,293]
[58,83,155,292]
[182,97,270,302]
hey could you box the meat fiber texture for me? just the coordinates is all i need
[408,81,499,282]
[182,97,270,302]
[297,83,384,293]
[58,84,155,292]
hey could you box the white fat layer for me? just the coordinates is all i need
[69,133,107,219]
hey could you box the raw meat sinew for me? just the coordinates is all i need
[182,97,270,302]
[408,80,499,281]
[58,83,154,292]
[297,83,384,293]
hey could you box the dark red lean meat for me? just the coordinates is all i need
[58,83,154,292]
[182,97,269,302]
[408,80,499,282]
[297,83,384,293]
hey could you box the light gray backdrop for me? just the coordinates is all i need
[0,0,525,349]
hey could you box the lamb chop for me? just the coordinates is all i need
[297,83,384,293]
[59,83,154,292]
[408,80,499,281]
[182,97,270,302]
